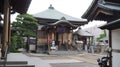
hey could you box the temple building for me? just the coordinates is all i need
[82,0,120,67]
[33,5,88,52]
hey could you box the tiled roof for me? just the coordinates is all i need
[74,29,93,37]
[33,5,86,22]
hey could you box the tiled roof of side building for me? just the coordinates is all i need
[74,29,93,37]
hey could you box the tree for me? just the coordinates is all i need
[97,30,106,41]
[11,14,39,52]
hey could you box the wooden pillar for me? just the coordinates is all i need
[1,0,10,58]
[68,32,72,42]
[89,37,91,45]
[47,33,50,52]
[62,32,63,44]
[109,30,112,67]
[51,32,54,40]
[8,7,11,53]
[67,33,69,41]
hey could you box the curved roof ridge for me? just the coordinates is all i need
[49,19,77,27]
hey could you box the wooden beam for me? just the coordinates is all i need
[94,9,113,19]
[112,49,120,53]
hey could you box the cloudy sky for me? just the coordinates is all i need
[13,0,106,28]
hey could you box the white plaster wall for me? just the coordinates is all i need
[112,29,120,49]
[112,52,120,67]
[112,29,120,67]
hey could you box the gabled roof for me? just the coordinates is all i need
[48,18,77,29]
[82,0,120,22]
[40,18,78,31]
[74,29,93,37]
[33,5,88,25]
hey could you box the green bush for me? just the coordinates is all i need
[10,35,25,52]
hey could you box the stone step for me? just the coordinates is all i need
[0,65,35,67]
[0,61,27,65]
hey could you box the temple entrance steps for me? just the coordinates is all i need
[0,61,35,67]
[58,45,66,50]
[49,51,81,55]
[57,45,77,51]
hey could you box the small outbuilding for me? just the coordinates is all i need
[73,29,93,50]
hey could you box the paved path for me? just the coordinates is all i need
[51,63,98,67]
[7,53,51,67]
[7,53,83,67]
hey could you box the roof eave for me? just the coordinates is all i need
[100,19,120,30]
[82,0,98,20]
[82,0,120,21]
[11,0,32,14]
[0,0,32,14]
[35,17,88,25]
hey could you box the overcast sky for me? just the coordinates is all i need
[13,0,106,29]
[28,0,93,18]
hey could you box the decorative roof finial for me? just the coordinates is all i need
[48,4,54,9]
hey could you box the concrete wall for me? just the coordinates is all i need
[112,29,120,67]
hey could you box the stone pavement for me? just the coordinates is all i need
[51,63,98,67]
[7,53,51,67]
[0,50,106,67]
[26,52,103,67]
[28,52,105,65]
[7,53,83,67]
[67,52,106,65]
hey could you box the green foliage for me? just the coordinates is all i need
[10,14,39,52]
[12,14,39,37]
[10,35,25,52]
[97,30,106,41]
[10,35,18,52]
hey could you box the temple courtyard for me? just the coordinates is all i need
[3,51,107,67]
